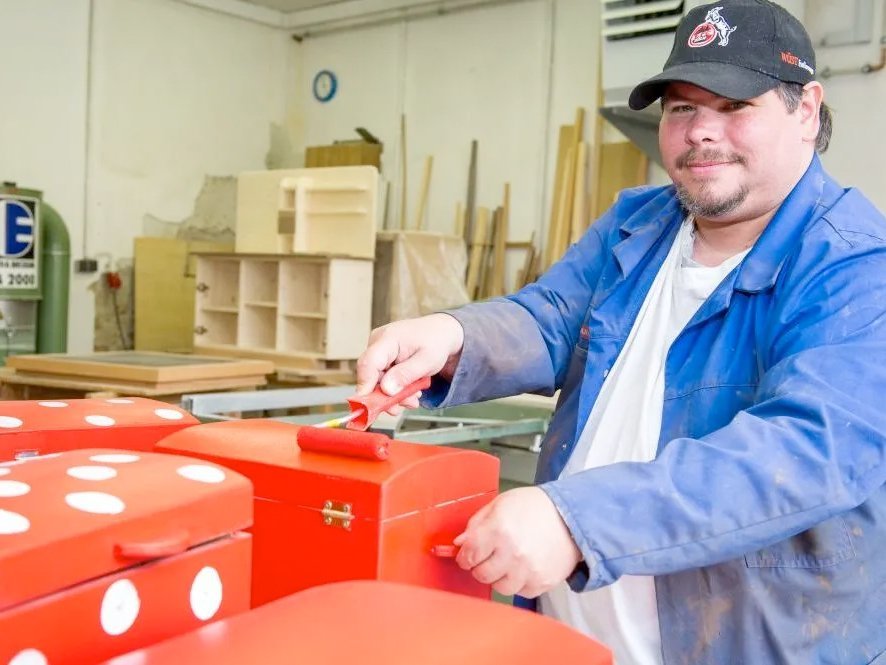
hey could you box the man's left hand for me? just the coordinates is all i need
[453,486,582,598]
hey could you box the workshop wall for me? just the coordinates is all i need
[287,0,599,287]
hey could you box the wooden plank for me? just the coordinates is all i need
[570,141,589,244]
[0,369,266,398]
[413,155,433,230]
[491,184,510,296]
[134,237,232,353]
[516,231,537,291]
[464,140,478,245]
[595,141,648,219]
[479,208,500,300]
[550,144,577,265]
[545,125,576,269]
[454,202,465,238]
[5,351,274,385]
[305,143,382,169]
[465,207,489,300]
[400,114,408,230]
[325,259,374,359]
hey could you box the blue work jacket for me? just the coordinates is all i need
[424,156,886,664]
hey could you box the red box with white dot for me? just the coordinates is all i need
[156,419,500,608]
[0,448,253,664]
[102,580,612,665]
[0,398,199,463]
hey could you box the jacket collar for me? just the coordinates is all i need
[613,155,842,293]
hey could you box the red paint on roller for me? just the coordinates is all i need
[296,427,391,461]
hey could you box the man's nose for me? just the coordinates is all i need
[685,107,724,145]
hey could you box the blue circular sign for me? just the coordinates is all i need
[312,70,338,103]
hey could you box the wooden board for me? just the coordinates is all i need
[5,352,274,385]
[594,141,648,219]
[134,237,233,353]
[305,142,382,169]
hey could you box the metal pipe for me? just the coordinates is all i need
[820,47,886,78]
[37,202,71,353]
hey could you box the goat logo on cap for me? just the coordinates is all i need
[688,6,737,48]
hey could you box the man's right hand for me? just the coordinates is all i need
[355,313,465,411]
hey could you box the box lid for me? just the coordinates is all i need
[0,397,197,436]
[102,581,612,665]
[156,419,499,521]
[0,448,252,612]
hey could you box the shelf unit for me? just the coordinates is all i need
[236,166,378,259]
[193,253,373,365]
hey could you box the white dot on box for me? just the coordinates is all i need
[85,415,116,427]
[154,408,184,421]
[177,465,226,484]
[0,509,30,534]
[65,491,125,515]
[67,466,118,481]
[38,401,69,408]
[90,454,140,464]
[0,480,30,497]
[100,579,140,636]
[190,566,224,621]
[8,649,48,665]
[0,416,23,429]
[106,398,135,404]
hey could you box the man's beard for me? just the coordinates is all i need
[675,182,749,218]
[674,148,749,218]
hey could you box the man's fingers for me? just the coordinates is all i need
[380,349,442,395]
[492,573,526,598]
[470,553,512,585]
[355,335,399,395]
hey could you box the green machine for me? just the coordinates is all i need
[0,182,70,359]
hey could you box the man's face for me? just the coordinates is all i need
[659,82,814,223]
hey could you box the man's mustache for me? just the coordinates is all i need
[676,150,747,169]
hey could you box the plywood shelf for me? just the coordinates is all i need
[194,253,372,364]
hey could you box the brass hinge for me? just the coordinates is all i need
[321,500,353,530]
[196,282,209,292]
[194,326,207,335]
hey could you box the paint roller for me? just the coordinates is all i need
[296,377,431,461]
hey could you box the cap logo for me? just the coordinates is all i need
[780,51,815,75]
[688,7,737,48]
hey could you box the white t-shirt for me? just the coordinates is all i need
[538,219,751,665]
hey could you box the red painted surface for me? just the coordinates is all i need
[104,580,612,665]
[156,418,500,607]
[0,398,198,462]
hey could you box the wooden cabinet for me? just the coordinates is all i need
[194,253,372,365]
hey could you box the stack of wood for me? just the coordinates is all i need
[463,183,512,301]
[543,108,590,272]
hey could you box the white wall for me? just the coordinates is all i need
[0,0,90,349]
[86,0,289,304]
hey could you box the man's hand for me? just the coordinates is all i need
[355,314,465,413]
[454,486,582,598]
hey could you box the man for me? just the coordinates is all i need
[356,1,886,662]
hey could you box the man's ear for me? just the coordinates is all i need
[800,81,824,143]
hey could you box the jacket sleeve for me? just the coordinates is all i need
[422,206,617,409]
[542,230,886,590]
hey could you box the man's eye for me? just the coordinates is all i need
[727,101,749,111]
[667,104,693,113]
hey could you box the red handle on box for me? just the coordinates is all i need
[345,376,432,431]
[430,544,461,558]
[297,427,391,461]
[115,530,191,561]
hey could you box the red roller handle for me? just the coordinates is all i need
[345,376,432,431]
[430,544,461,558]
[297,427,391,461]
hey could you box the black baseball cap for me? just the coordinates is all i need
[629,0,816,110]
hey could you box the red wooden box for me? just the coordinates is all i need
[0,448,253,664]
[106,580,612,665]
[156,419,500,607]
[0,398,198,462]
